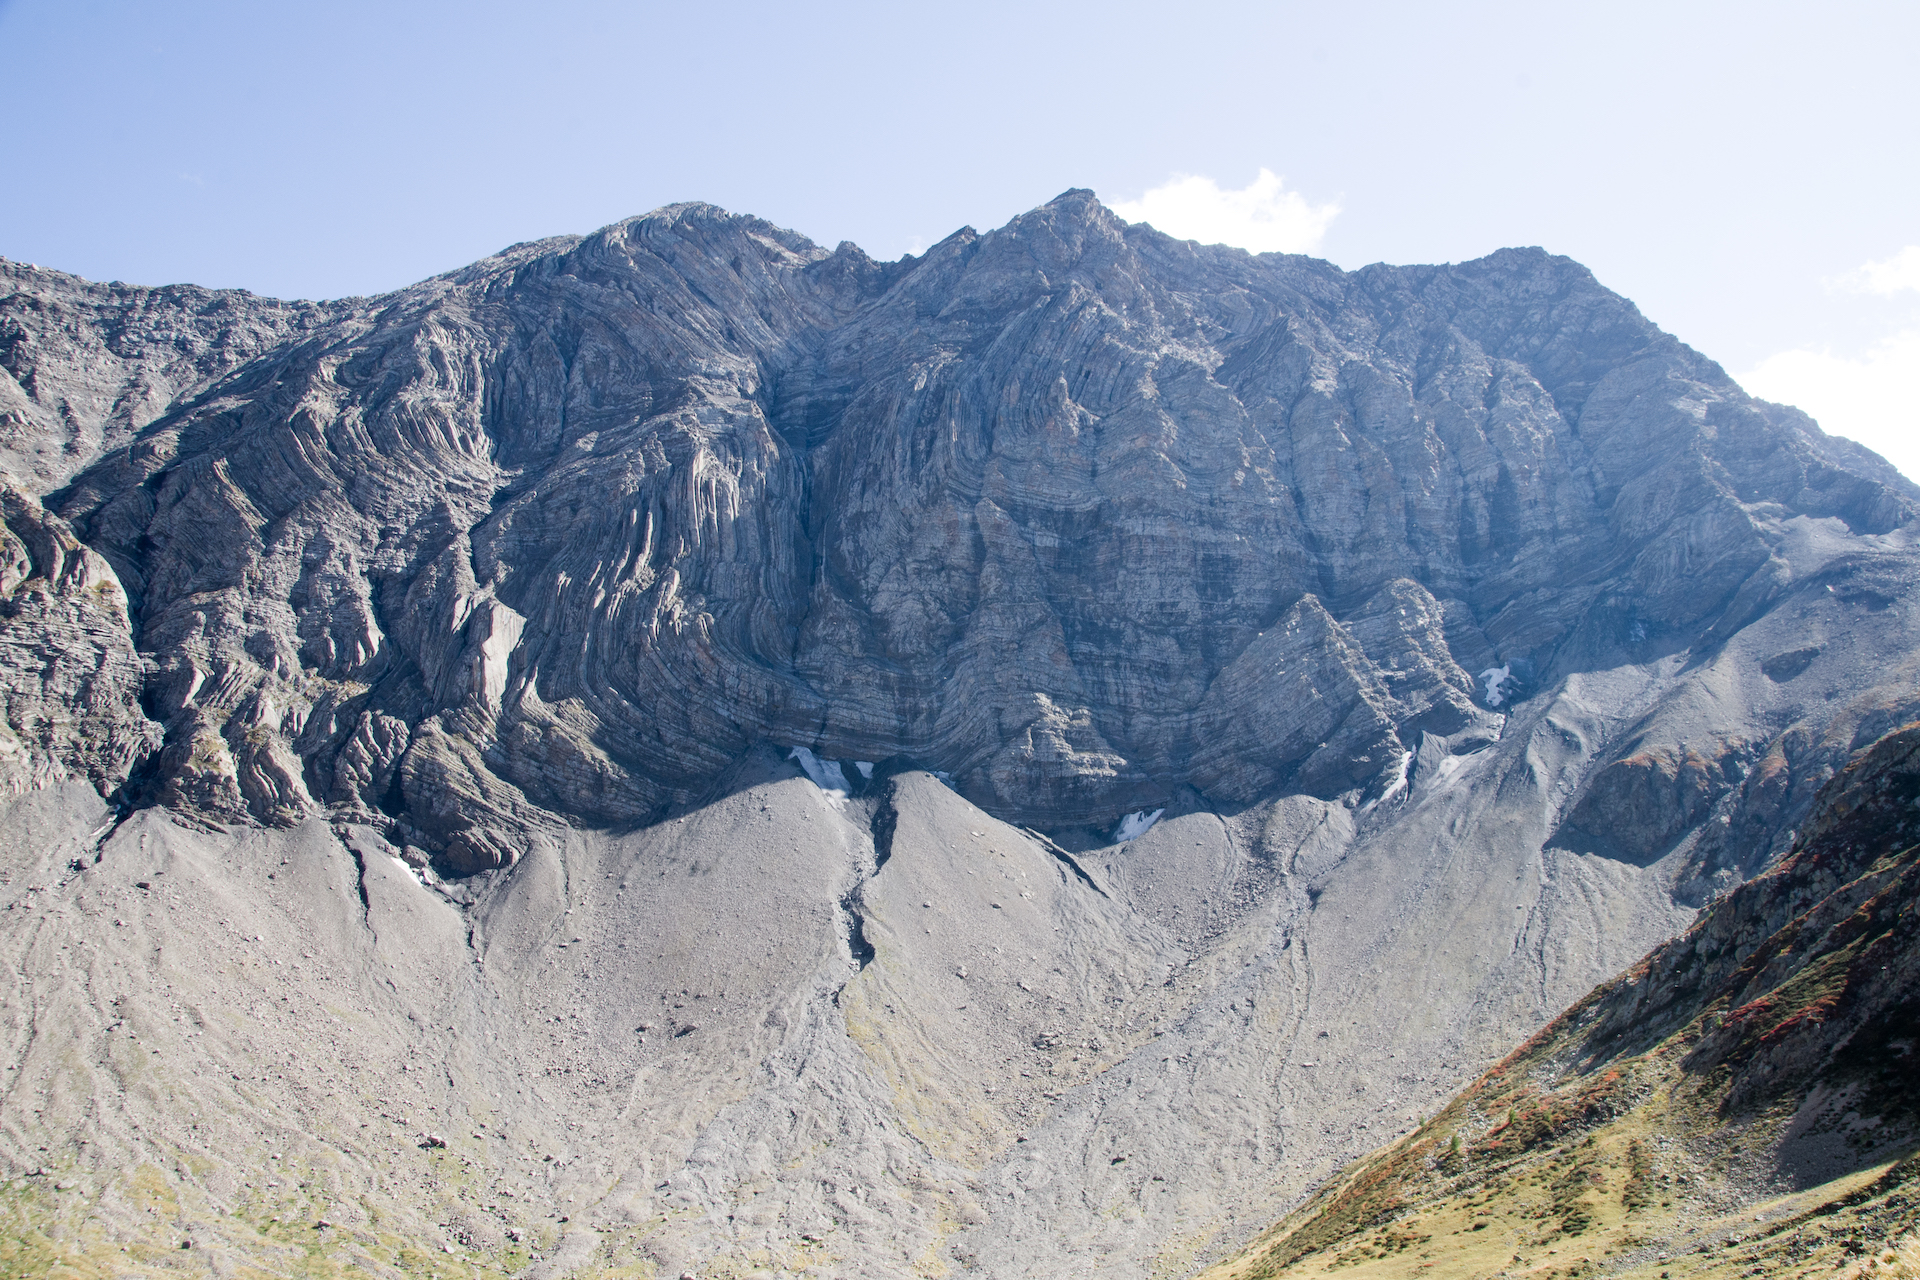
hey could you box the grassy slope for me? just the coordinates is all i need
[1205,723,1920,1280]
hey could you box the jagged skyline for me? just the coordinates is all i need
[1,0,1913,382]
[3,180,1918,1277]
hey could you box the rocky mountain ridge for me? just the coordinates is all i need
[0,257,340,493]
[9,190,1918,877]
[1,192,1918,1278]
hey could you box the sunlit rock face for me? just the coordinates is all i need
[5,194,1920,1280]
[0,258,335,494]
[18,190,1912,870]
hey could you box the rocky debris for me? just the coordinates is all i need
[1204,720,1920,1280]
[0,192,1918,1280]
[1761,645,1822,682]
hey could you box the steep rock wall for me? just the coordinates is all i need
[23,192,1915,873]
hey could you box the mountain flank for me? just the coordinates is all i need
[1204,721,1920,1280]
[1,191,1918,1277]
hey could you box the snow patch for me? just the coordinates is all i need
[789,747,850,809]
[852,761,875,780]
[1479,664,1516,707]
[1364,751,1414,813]
[1113,809,1165,843]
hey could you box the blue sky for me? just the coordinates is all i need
[1,0,1913,474]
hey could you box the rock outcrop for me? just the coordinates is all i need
[12,190,1916,873]
[2,193,1918,1279]
[0,485,158,796]
[0,259,337,493]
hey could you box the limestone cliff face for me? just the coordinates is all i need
[0,259,337,493]
[12,190,1919,872]
[6,197,1920,1280]
[0,486,157,796]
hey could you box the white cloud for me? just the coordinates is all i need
[1835,245,1920,296]
[1108,169,1338,255]
[1736,328,1920,482]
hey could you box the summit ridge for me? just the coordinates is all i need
[0,193,1916,1278]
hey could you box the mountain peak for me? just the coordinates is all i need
[4,194,1919,1280]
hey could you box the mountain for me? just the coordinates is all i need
[0,191,1916,1278]
[0,258,338,495]
[1203,719,1920,1280]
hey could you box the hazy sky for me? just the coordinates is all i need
[2,0,1913,475]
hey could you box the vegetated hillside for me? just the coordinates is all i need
[1206,721,1920,1280]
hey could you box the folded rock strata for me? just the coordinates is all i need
[1,192,1918,1278]
[10,189,1914,873]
